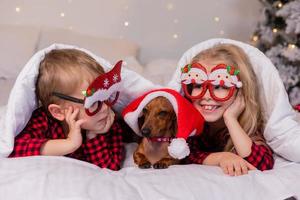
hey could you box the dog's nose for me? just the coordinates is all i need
[141,128,151,137]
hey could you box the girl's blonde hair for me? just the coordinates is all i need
[192,44,265,151]
[36,49,105,108]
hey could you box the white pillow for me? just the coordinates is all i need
[0,77,16,106]
[144,59,178,86]
[0,43,155,157]
[122,56,144,75]
[0,24,40,78]
[168,38,300,162]
[0,105,6,122]
[37,28,139,64]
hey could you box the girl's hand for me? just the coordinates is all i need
[65,107,86,151]
[219,152,256,176]
[223,91,245,121]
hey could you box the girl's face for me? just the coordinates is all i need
[64,80,115,132]
[191,59,237,122]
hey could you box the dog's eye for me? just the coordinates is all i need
[158,111,168,117]
[142,108,148,114]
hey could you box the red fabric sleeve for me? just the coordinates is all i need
[185,136,211,164]
[244,142,274,171]
[82,122,125,171]
[9,109,50,157]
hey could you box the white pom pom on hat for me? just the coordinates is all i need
[122,88,205,159]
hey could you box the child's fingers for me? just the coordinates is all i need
[65,107,73,124]
[246,162,257,170]
[241,162,249,175]
[221,166,229,175]
[227,164,235,176]
[70,108,80,121]
[233,163,242,176]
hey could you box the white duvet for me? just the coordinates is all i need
[1,41,300,199]
[0,143,298,200]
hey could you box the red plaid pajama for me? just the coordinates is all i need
[9,107,125,171]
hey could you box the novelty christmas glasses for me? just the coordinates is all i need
[181,63,242,102]
[53,60,122,116]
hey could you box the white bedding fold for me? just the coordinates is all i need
[0,144,297,200]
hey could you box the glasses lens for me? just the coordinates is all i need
[191,83,205,97]
[85,101,103,116]
[105,91,119,107]
[210,85,232,99]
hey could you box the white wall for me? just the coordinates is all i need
[0,0,261,63]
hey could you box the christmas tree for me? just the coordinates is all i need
[252,0,300,106]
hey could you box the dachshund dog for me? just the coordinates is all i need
[133,96,179,169]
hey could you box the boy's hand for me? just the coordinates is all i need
[65,107,86,151]
[223,91,245,121]
[218,152,256,176]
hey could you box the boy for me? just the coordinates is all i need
[9,49,125,171]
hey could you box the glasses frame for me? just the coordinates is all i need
[52,92,103,116]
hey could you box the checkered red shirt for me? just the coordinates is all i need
[9,107,125,171]
[186,135,274,171]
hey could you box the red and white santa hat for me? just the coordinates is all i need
[122,88,205,159]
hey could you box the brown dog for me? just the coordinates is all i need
[133,96,179,169]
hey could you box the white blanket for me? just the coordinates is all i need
[0,41,299,199]
[0,143,298,200]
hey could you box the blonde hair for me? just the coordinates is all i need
[192,44,265,151]
[36,49,105,108]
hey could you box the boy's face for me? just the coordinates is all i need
[63,80,115,133]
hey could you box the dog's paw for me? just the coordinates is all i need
[138,162,152,169]
[153,162,169,169]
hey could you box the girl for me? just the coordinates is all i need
[180,44,274,176]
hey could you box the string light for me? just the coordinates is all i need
[252,35,259,42]
[278,2,283,8]
[60,12,65,17]
[272,28,278,33]
[214,17,220,22]
[173,34,178,39]
[288,44,296,49]
[15,7,21,12]
[166,3,174,11]
[124,21,129,26]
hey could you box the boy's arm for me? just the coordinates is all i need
[9,108,82,157]
[82,122,125,171]
[9,109,50,157]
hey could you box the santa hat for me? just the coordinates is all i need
[122,88,205,159]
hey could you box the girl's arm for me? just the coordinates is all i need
[223,92,252,157]
[224,117,252,158]
[223,93,274,170]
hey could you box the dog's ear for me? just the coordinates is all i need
[138,115,145,129]
[170,114,178,137]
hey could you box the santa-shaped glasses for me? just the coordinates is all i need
[52,60,122,116]
[181,63,242,102]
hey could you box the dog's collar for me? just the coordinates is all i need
[147,137,174,143]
